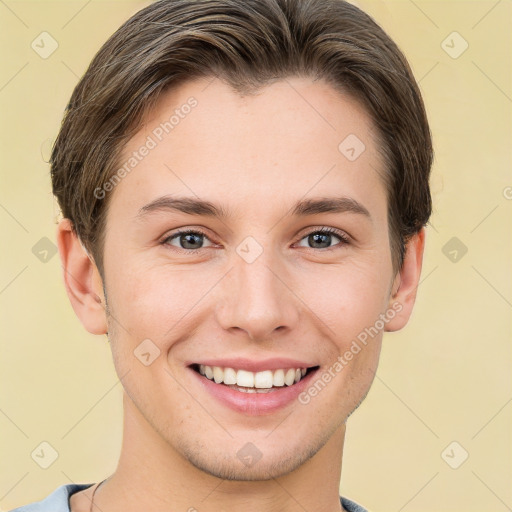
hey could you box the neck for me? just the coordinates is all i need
[96,391,346,512]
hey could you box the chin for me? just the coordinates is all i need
[175,423,335,482]
[183,449,306,481]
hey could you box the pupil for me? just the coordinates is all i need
[182,233,202,249]
[310,233,330,249]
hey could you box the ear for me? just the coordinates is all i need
[56,218,108,335]
[385,228,426,332]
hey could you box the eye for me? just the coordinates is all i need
[162,229,214,252]
[161,227,350,254]
[296,227,349,250]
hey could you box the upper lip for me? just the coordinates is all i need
[188,357,317,373]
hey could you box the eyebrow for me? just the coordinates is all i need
[291,197,370,218]
[137,195,371,220]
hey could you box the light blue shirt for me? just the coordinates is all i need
[9,483,369,511]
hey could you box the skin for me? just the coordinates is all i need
[59,76,425,512]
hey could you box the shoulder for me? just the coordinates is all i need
[341,495,369,512]
[8,484,94,512]
[11,487,367,512]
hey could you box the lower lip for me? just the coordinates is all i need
[188,367,319,416]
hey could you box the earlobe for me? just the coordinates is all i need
[385,228,426,332]
[56,219,108,335]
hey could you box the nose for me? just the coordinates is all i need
[214,249,300,342]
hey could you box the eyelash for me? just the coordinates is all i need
[161,227,350,254]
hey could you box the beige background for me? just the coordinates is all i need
[0,1,510,511]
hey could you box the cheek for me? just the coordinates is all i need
[299,261,391,343]
[106,262,215,344]
[105,266,195,401]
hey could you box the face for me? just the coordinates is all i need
[101,76,398,480]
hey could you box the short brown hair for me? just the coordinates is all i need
[51,0,433,276]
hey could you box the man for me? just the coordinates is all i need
[11,0,432,510]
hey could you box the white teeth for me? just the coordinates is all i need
[223,367,237,385]
[254,370,273,389]
[273,369,285,387]
[197,365,311,389]
[284,368,296,386]
[236,369,254,387]
[213,366,224,384]
[232,386,259,393]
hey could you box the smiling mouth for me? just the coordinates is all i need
[190,364,320,393]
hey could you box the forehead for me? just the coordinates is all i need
[109,76,387,223]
